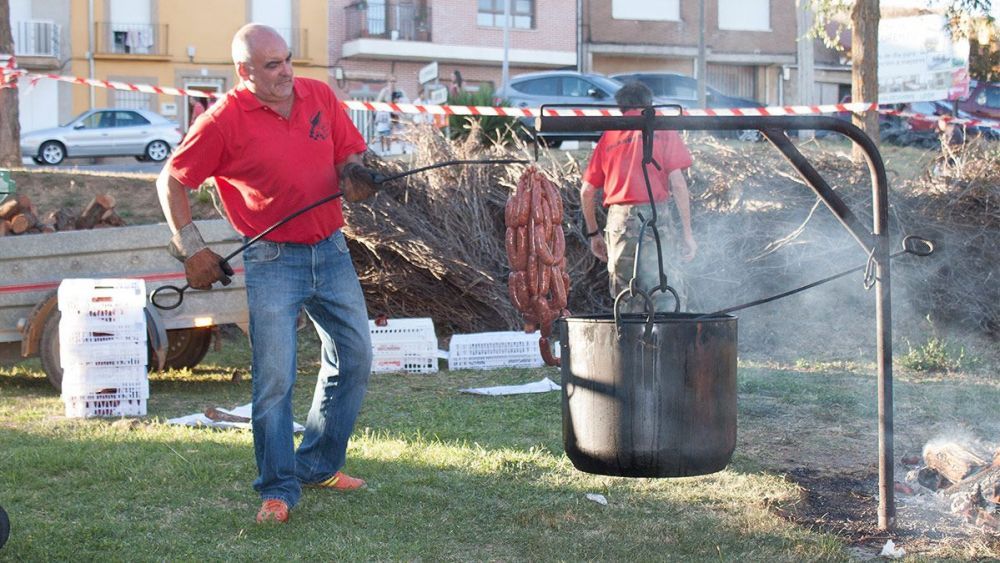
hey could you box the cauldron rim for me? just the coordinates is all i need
[559,312,737,324]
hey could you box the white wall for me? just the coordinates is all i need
[612,0,679,22]
[19,79,60,133]
[718,0,770,31]
[252,0,292,45]
[9,0,30,21]
[110,0,151,23]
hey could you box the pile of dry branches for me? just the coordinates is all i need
[894,140,1000,338]
[342,125,998,357]
[345,123,606,336]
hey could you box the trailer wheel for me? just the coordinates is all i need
[0,503,9,549]
[39,309,64,391]
[151,328,213,370]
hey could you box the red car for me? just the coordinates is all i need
[958,80,1000,120]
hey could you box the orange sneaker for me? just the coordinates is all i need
[256,499,289,523]
[305,471,366,491]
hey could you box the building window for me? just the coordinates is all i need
[478,0,534,30]
[718,0,769,31]
[612,0,679,22]
[114,89,153,111]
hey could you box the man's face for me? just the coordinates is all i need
[239,31,293,103]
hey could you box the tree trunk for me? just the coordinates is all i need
[0,0,22,167]
[851,0,880,161]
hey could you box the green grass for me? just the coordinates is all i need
[1,330,998,561]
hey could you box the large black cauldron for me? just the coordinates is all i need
[558,312,737,477]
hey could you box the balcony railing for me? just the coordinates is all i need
[345,2,432,42]
[274,27,309,59]
[95,22,169,56]
[13,20,61,57]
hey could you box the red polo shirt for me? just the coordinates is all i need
[582,112,692,206]
[167,77,367,244]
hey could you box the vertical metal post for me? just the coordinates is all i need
[872,166,895,531]
[501,0,510,90]
[697,0,706,108]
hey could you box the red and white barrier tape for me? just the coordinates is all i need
[3,63,997,130]
[0,55,16,89]
[340,99,880,118]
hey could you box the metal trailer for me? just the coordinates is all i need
[0,219,248,390]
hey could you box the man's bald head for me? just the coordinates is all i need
[231,23,285,65]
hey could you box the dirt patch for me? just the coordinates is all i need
[7,168,221,225]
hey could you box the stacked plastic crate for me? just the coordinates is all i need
[368,317,438,374]
[447,331,555,371]
[58,279,148,418]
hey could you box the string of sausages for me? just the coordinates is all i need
[505,166,570,367]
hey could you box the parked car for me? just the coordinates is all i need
[21,108,183,165]
[958,80,1000,120]
[494,71,630,147]
[911,100,1000,144]
[611,72,763,140]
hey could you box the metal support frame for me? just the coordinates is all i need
[540,111,895,530]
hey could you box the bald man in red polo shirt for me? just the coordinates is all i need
[156,23,381,524]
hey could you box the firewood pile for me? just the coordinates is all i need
[341,125,999,351]
[898,439,1000,532]
[346,122,608,337]
[0,193,125,236]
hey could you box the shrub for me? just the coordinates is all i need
[447,88,522,144]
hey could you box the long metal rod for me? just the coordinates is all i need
[540,111,896,529]
[761,129,872,253]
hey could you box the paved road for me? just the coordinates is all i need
[20,156,166,175]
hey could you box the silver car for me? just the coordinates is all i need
[21,108,183,165]
[494,71,627,147]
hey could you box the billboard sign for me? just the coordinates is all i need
[879,14,970,104]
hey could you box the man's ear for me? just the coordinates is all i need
[236,61,251,81]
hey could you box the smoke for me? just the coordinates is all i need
[678,136,997,366]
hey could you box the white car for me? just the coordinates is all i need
[21,108,183,165]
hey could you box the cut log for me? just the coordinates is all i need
[923,440,989,484]
[76,194,116,230]
[9,211,38,234]
[0,219,10,236]
[43,208,76,231]
[944,464,1000,504]
[99,209,127,227]
[0,195,31,221]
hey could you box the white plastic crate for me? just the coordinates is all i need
[61,366,148,398]
[58,278,147,313]
[57,278,147,370]
[59,315,146,346]
[59,338,147,368]
[369,318,438,374]
[448,331,559,371]
[64,387,148,418]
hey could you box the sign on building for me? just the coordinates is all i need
[419,61,439,85]
[427,85,448,105]
[879,14,970,104]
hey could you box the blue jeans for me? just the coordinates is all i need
[243,229,372,508]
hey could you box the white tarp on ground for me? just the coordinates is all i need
[167,402,305,432]
[460,377,560,396]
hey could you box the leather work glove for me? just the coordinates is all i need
[184,248,234,290]
[341,162,386,202]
